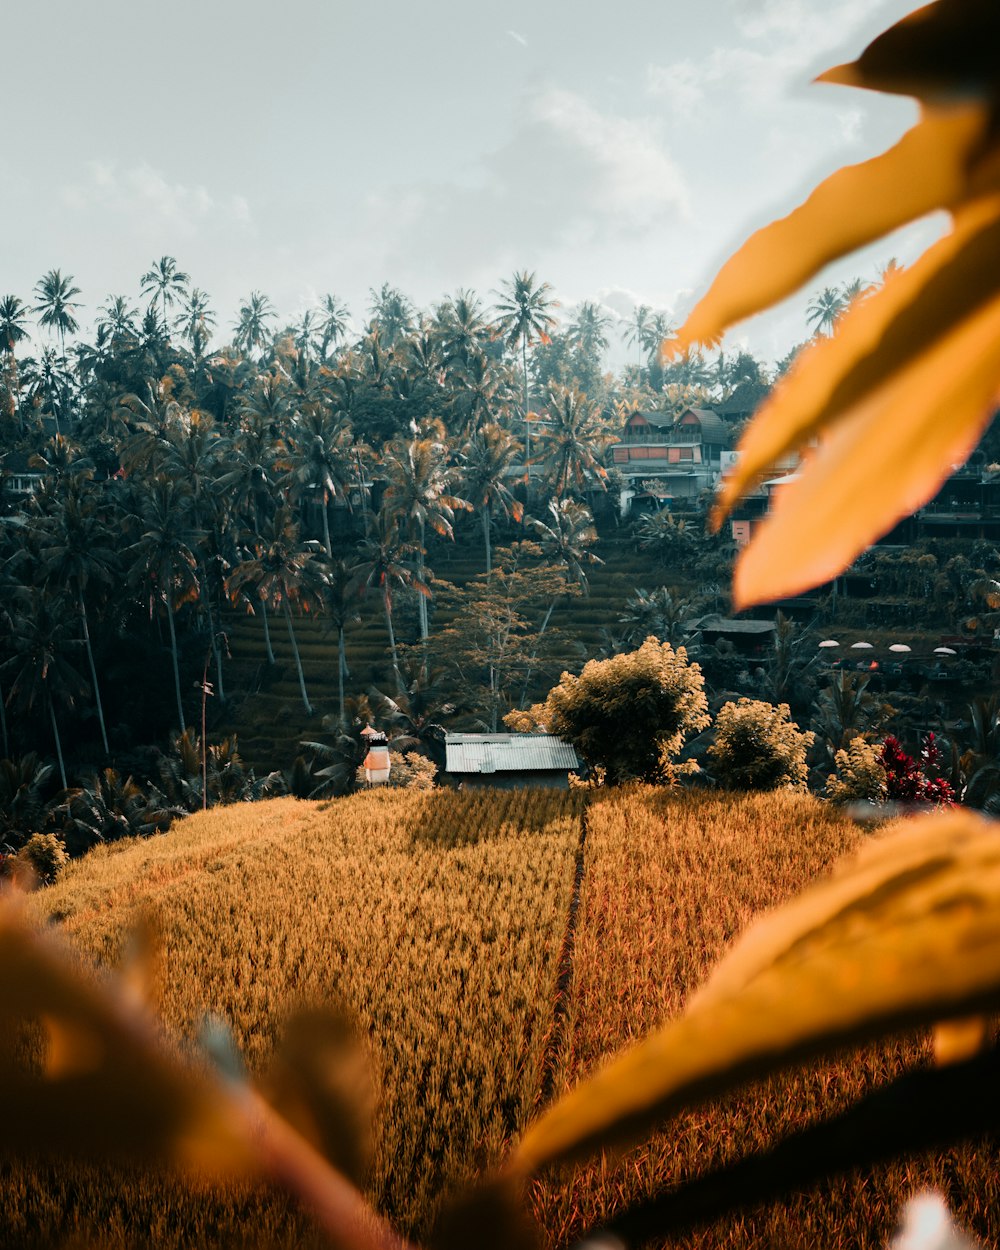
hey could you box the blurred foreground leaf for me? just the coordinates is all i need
[576,1042,1000,1248]
[668,0,1000,608]
[511,810,1000,1175]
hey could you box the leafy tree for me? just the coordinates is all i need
[805,285,849,336]
[33,269,82,353]
[350,513,424,692]
[368,283,414,348]
[618,586,702,649]
[140,256,190,333]
[707,698,814,791]
[460,423,524,575]
[0,753,58,852]
[533,384,608,500]
[125,478,202,734]
[321,559,362,728]
[62,768,156,853]
[493,271,558,479]
[567,300,614,364]
[225,507,326,716]
[234,291,277,358]
[510,636,709,784]
[318,294,351,360]
[0,294,30,354]
[176,287,216,361]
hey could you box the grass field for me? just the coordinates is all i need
[7,787,999,1249]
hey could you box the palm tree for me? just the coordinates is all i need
[520,497,602,704]
[624,304,654,367]
[175,288,216,360]
[125,479,202,734]
[0,295,31,426]
[493,271,558,480]
[321,560,362,728]
[461,423,524,575]
[567,300,614,364]
[2,588,89,789]
[38,478,119,755]
[434,289,492,373]
[33,270,82,353]
[140,256,190,333]
[280,409,353,559]
[368,283,414,348]
[96,295,139,344]
[234,291,277,358]
[381,433,469,641]
[806,285,849,336]
[0,295,30,355]
[351,513,424,692]
[225,507,326,717]
[533,384,609,500]
[318,295,351,360]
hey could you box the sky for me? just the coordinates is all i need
[3,0,935,367]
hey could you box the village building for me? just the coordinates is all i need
[609,408,733,516]
[442,733,580,790]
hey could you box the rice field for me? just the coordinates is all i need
[6,786,998,1249]
[530,787,1000,1249]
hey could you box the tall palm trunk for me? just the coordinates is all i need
[77,588,109,754]
[383,586,402,692]
[49,696,67,790]
[321,494,333,561]
[260,597,276,665]
[337,625,347,728]
[282,598,313,716]
[482,504,492,577]
[199,563,225,704]
[521,337,531,503]
[0,682,8,757]
[165,595,186,733]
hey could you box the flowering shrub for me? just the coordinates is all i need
[879,734,954,807]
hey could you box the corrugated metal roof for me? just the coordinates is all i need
[444,733,580,774]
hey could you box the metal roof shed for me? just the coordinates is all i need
[443,733,580,789]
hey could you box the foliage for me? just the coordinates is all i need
[382,750,437,790]
[14,830,69,885]
[672,0,1000,609]
[510,637,709,784]
[880,733,955,807]
[707,698,814,791]
[826,736,889,805]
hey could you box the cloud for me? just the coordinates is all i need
[506,29,527,47]
[60,161,254,241]
[365,86,690,284]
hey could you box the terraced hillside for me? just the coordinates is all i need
[215,534,681,773]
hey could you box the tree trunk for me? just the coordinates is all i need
[49,696,67,790]
[321,493,333,561]
[338,626,347,728]
[522,338,531,505]
[165,596,186,734]
[261,597,276,665]
[283,598,313,716]
[199,564,225,704]
[78,588,109,755]
[417,517,429,642]
[384,587,402,692]
[0,681,8,757]
[482,504,492,578]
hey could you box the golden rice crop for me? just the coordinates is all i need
[9,788,584,1248]
[529,787,1000,1250]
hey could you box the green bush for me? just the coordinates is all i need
[826,736,889,805]
[707,698,814,792]
[507,636,709,784]
[14,832,70,887]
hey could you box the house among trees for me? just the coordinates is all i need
[442,733,580,789]
[609,407,732,516]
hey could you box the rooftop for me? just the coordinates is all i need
[444,733,580,775]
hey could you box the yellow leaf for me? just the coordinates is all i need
[818,0,1000,103]
[731,280,1000,607]
[669,106,986,354]
[714,196,1000,521]
[510,810,1000,1176]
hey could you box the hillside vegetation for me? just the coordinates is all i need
[7,789,999,1249]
